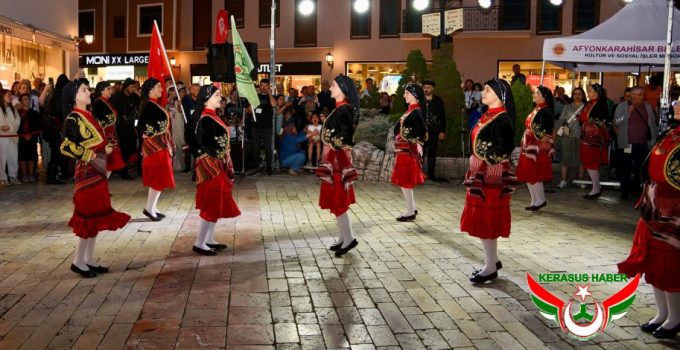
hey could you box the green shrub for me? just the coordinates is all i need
[354,110,392,150]
[428,44,465,157]
[511,80,533,145]
[392,50,429,114]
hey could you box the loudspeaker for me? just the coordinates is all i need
[244,42,259,81]
[207,43,235,83]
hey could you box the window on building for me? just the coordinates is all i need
[500,0,530,30]
[294,0,317,47]
[259,0,280,27]
[78,10,95,38]
[113,15,126,39]
[194,0,211,48]
[226,0,245,28]
[380,0,401,37]
[537,0,562,34]
[138,4,163,35]
[351,0,371,39]
[573,0,599,33]
[402,0,429,34]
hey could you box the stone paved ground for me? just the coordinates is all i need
[0,173,678,349]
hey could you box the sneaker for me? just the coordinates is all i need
[557,180,568,189]
[289,168,299,176]
[9,177,21,185]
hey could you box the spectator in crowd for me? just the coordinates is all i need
[31,78,42,96]
[613,86,657,200]
[300,86,319,117]
[13,80,40,111]
[0,89,21,185]
[10,82,20,98]
[182,84,200,173]
[553,86,571,119]
[555,87,585,189]
[644,74,662,113]
[379,92,391,114]
[112,81,122,94]
[279,108,307,175]
[621,87,632,103]
[166,87,185,171]
[110,78,138,180]
[275,94,286,136]
[16,93,41,183]
[251,79,277,175]
[305,113,322,166]
[317,80,335,112]
[422,79,446,181]
[286,87,299,105]
[511,64,526,86]
[361,78,377,99]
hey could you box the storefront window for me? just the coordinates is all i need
[497,60,602,96]
[0,35,64,88]
[346,62,409,95]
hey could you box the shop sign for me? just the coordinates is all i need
[257,61,321,75]
[105,65,135,81]
[0,17,34,42]
[34,32,76,52]
[80,54,150,67]
[544,39,680,65]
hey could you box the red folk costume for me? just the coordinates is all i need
[195,108,241,222]
[579,99,610,170]
[316,101,358,217]
[60,108,130,238]
[92,97,125,171]
[516,103,554,184]
[391,103,427,188]
[139,98,175,191]
[460,106,517,238]
[618,126,680,292]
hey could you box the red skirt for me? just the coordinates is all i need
[580,143,608,170]
[107,146,126,172]
[319,173,356,217]
[618,219,680,292]
[391,153,425,188]
[516,152,553,184]
[460,187,511,239]
[142,149,175,191]
[196,172,241,222]
[69,180,131,238]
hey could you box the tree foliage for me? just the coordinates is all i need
[511,80,533,145]
[391,50,429,115]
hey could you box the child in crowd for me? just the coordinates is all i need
[306,113,322,166]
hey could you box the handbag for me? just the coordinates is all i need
[557,105,583,137]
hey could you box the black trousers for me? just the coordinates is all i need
[616,143,648,198]
[251,128,273,171]
[424,132,439,179]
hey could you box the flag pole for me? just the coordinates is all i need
[154,20,188,124]
[659,0,674,134]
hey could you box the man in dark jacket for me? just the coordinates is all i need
[43,74,70,184]
[110,78,138,179]
[251,79,278,175]
[422,79,446,181]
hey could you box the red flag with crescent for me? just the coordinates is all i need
[215,9,229,44]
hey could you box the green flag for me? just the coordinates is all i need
[231,16,260,111]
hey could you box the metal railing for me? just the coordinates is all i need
[402,6,530,34]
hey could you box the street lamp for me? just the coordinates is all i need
[298,0,315,16]
[413,0,429,11]
[353,0,370,13]
[84,34,94,45]
[549,0,563,5]
[325,51,334,68]
[478,0,492,8]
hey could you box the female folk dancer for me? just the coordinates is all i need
[139,78,175,221]
[317,75,360,257]
[579,83,610,199]
[618,104,680,339]
[391,83,426,222]
[460,78,517,284]
[60,78,130,278]
[92,81,125,178]
[515,86,555,211]
[192,85,240,255]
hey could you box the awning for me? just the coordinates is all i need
[0,15,76,53]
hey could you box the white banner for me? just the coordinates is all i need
[544,38,680,65]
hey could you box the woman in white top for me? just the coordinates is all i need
[0,89,22,185]
[306,113,323,166]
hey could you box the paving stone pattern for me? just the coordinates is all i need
[0,174,677,349]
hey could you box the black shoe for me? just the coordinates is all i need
[525,205,535,211]
[206,243,227,250]
[155,212,166,219]
[266,168,273,176]
[470,271,498,283]
[396,214,416,222]
[192,246,217,256]
[120,172,134,180]
[473,261,503,275]
[640,322,662,334]
[71,264,97,278]
[415,210,418,215]
[142,209,161,222]
[652,323,680,339]
[583,192,602,200]
[529,202,547,211]
[329,242,343,251]
[86,264,110,274]
[46,178,65,185]
[335,239,358,257]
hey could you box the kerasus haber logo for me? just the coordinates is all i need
[526,273,640,340]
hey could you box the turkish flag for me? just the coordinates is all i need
[147,21,172,106]
[215,9,229,44]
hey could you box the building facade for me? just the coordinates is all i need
[77,0,632,98]
[0,0,79,88]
